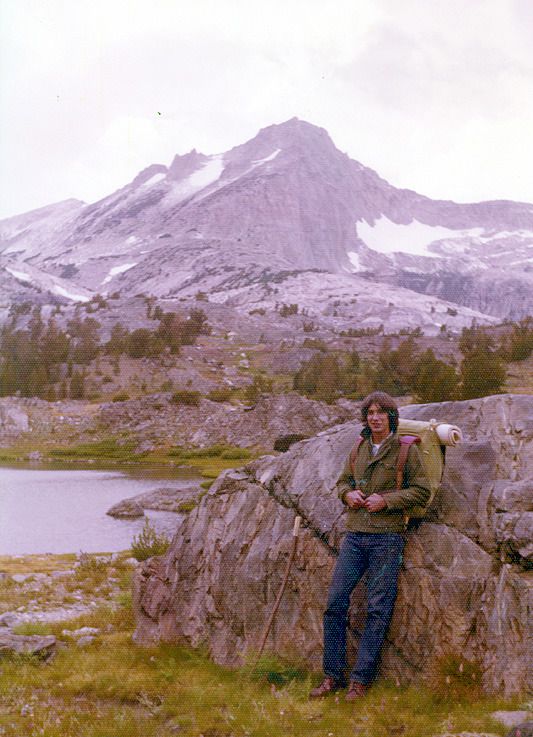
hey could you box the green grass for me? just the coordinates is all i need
[0,552,136,616]
[2,440,262,483]
[0,633,521,737]
[0,553,525,737]
[0,553,77,576]
[166,443,260,478]
[49,438,140,460]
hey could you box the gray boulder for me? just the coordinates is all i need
[492,712,533,730]
[133,394,533,695]
[0,632,56,660]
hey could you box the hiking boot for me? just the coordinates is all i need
[309,676,344,698]
[345,681,368,701]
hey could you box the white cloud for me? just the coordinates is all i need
[0,0,532,218]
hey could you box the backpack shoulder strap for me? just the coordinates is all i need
[349,436,365,478]
[397,435,421,489]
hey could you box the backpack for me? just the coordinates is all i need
[349,418,462,519]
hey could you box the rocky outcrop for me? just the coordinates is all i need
[106,499,145,518]
[99,392,357,450]
[0,393,356,454]
[107,485,202,517]
[134,394,533,695]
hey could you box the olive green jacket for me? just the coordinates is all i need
[337,432,431,533]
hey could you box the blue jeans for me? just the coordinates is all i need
[323,531,405,686]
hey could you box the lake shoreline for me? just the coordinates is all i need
[0,465,191,556]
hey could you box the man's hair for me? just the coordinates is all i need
[360,391,399,435]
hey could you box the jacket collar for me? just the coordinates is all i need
[361,431,398,464]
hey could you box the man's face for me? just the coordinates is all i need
[367,403,390,439]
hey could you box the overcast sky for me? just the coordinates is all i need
[1,0,532,219]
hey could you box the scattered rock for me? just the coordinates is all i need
[76,636,96,647]
[50,570,75,578]
[11,574,31,583]
[61,626,100,639]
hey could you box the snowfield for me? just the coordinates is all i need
[356,217,485,257]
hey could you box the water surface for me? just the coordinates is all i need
[0,463,200,555]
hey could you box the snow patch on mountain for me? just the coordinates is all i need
[164,154,225,205]
[6,267,32,283]
[187,155,224,190]
[3,243,29,256]
[357,217,485,257]
[347,251,361,271]
[141,172,166,187]
[252,149,281,166]
[52,285,90,302]
[102,263,138,285]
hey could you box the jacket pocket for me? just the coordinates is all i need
[371,461,397,491]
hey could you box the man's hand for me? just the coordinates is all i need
[364,494,387,512]
[345,490,366,509]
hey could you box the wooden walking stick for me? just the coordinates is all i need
[254,515,301,664]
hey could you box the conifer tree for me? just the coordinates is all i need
[460,348,506,399]
[412,349,459,402]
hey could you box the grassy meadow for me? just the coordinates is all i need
[0,554,528,737]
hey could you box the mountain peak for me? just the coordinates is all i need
[168,149,208,181]
[255,117,333,145]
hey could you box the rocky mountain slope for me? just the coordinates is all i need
[0,392,359,453]
[1,119,532,330]
[133,394,533,695]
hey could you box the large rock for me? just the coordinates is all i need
[133,394,533,695]
[107,485,202,517]
[0,400,29,435]
[0,632,56,660]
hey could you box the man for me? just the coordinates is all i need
[310,391,431,702]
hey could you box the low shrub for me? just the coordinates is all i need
[112,391,130,402]
[131,520,170,561]
[74,554,109,586]
[171,390,201,406]
[220,448,252,460]
[207,388,233,402]
[176,500,198,513]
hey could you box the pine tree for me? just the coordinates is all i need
[70,370,86,399]
[460,348,506,399]
[412,349,459,402]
